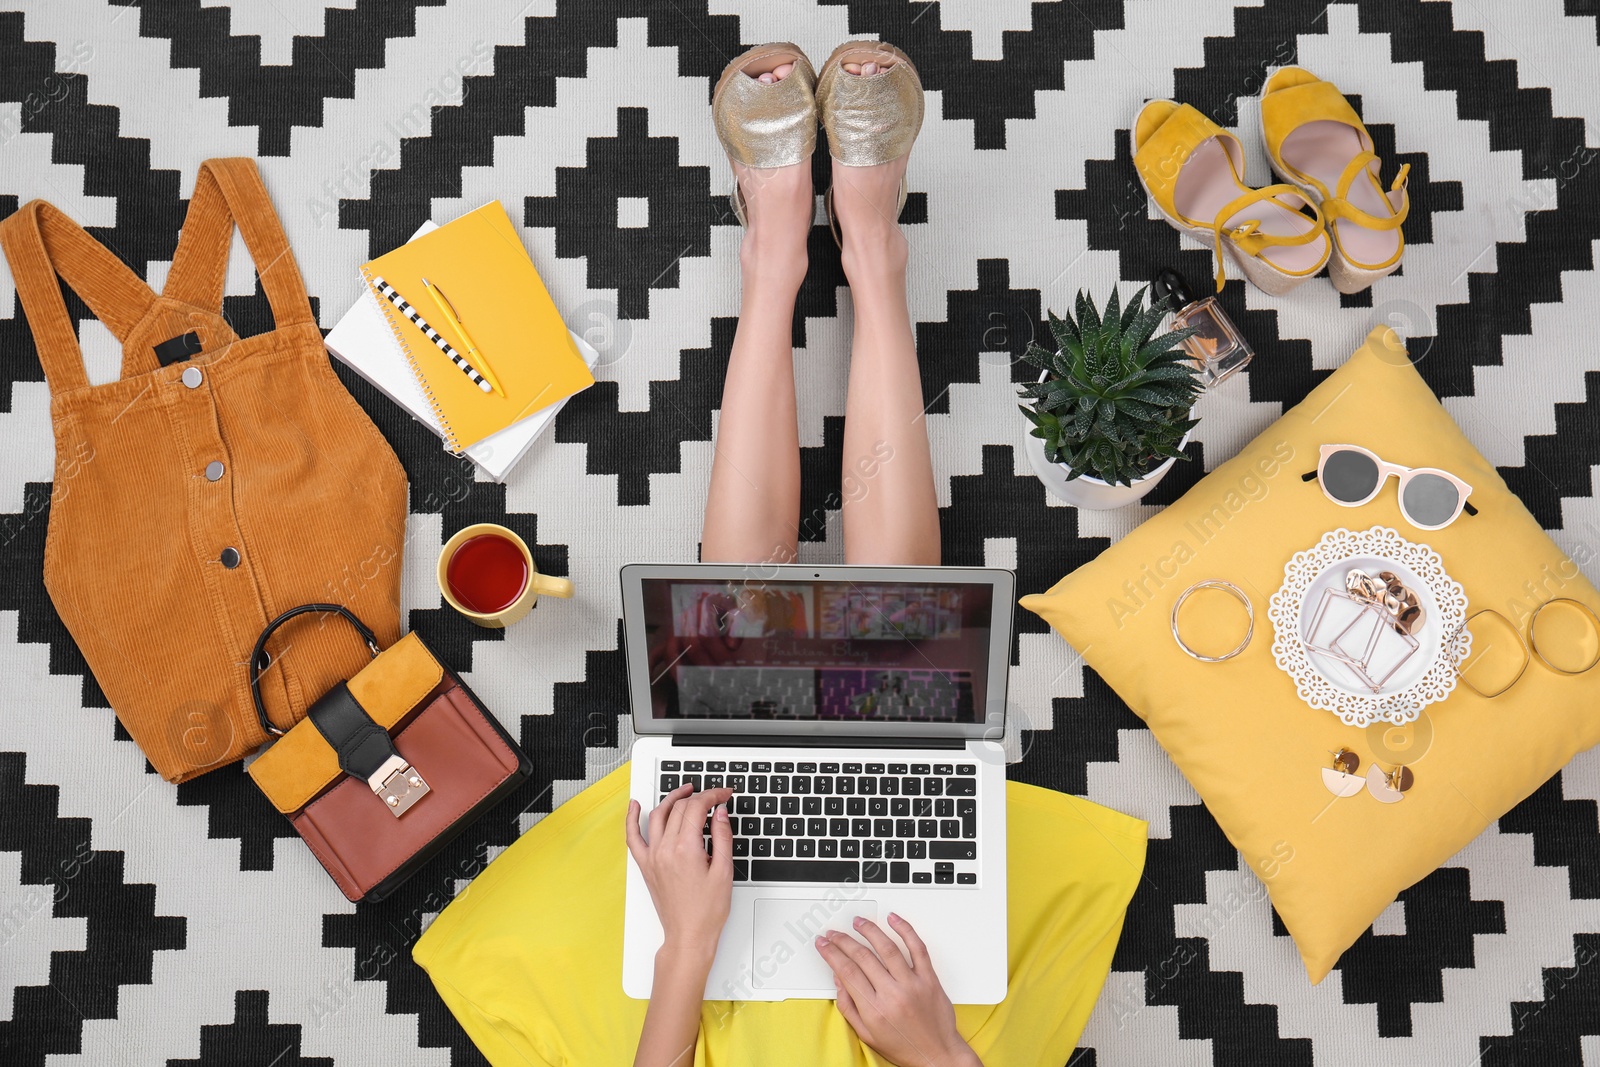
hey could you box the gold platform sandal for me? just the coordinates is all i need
[1260,66,1410,294]
[1133,100,1330,296]
[814,40,924,243]
[711,43,818,226]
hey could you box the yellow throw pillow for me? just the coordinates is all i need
[1021,326,1600,983]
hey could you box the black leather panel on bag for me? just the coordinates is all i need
[307,681,399,782]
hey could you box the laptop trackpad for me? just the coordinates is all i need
[751,897,879,992]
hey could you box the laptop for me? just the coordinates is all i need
[620,563,1014,1003]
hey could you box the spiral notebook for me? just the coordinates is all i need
[358,202,594,452]
[327,221,599,481]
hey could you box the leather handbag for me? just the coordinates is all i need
[246,605,531,902]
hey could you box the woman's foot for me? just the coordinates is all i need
[831,60,910,280]
[815,45,923,282]
[831,149,910,282]
[734,157,811,290]
[731,61,811,288]
[714,53,815,289]
[754,61,794,84]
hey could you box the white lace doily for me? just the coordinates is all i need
[1269,526,1470,726]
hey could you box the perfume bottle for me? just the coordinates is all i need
[1151,268,1254,387]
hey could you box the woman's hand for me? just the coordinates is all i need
[627,785,735,1067]
[625,784,736,962]
[816,914,981,1067]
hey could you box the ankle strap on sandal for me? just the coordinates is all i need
[1208,185,1327,290]
[1322,152,1410,232]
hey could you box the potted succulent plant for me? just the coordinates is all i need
[1019,286,1202,510]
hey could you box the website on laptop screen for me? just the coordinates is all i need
[639,578,995,722]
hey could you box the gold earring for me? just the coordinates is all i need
[1366,763,1413,804]
[1321,747,1364,797]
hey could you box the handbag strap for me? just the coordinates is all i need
[250,604,381,737]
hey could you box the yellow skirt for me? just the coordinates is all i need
[414,764,1146,1066]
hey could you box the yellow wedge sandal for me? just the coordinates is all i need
[1259,67,1410,294]
[1133,101,1330,296]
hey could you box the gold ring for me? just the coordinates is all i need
[1171,580,1254,662]
[1528,597,1600,676]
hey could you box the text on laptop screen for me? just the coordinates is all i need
[639,578,995,722]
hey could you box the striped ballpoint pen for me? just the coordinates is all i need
[369,274,493,394]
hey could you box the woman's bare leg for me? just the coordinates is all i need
[700,63,812,565]
[833,64,940,566]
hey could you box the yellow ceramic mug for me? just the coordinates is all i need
[437,523,573,628]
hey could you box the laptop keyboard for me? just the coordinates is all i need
[658,759,980,887]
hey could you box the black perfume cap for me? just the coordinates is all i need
[1151,267,1194,309]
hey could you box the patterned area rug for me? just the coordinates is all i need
[3,1,1599,1063]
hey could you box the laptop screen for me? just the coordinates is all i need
[638,577,995,722]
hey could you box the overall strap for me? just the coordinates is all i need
[162,158,315,332]
[0,200,161,395]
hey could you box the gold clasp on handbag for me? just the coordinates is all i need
[368,753,430,816]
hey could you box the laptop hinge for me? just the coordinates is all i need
[672,733,967,750]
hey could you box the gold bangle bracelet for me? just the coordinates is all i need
[1528,597,1600,676]
[1448,608,1530,698]
[1171,579,1254,662]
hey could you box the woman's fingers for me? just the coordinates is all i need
[888,912,933,972]
[649,783,691,844]
[709,804,735,876]
[624,800,648,865]
[667,786,734,842]
[850,917,911,978]
[834,974,869,1036]
[823,928,898,992]
[661,782,702,838]
[827,928,894,988]
[816,933,878,997]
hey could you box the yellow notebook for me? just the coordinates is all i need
[360,202,594,452]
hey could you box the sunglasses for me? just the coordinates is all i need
[1301,444,1477,531]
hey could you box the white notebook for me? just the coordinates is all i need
[325,221,598,482]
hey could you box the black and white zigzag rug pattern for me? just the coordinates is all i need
[3,1,1599,1063]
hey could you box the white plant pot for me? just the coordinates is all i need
[1022,415,1190,510]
